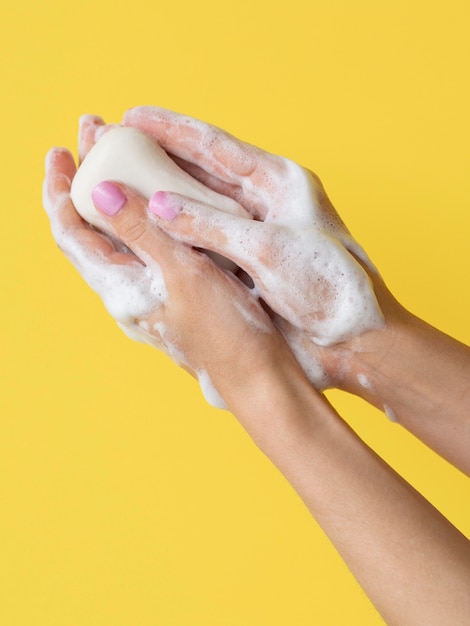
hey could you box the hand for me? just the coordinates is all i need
[120,107,470,474]
[60,110,470,474]
[123,107,384,344]
[42,142,293,413]
[43,117,470,626]
[74,112,351,391]
[122,107,389,389]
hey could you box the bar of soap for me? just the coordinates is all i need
[70,126,249,269]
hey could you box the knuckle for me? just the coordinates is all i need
[118,214,148,246]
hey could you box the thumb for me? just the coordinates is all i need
[91,181,176,269]
[149,191,264,276]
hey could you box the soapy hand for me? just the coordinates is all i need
[43,143,289,409]
[123,107,384,352]
[68,115,337,389]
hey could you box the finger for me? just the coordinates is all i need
[90,180,185,273]
[122,106,258,179]
[43,155,158,327]
[78,116,120,164]
[45,147,76,186]
[78,115,106,163]
[147,190,267,281]
[122,106,287,218]
[43,148,77,218]
[170,154,244,205]
[43,148,139,266]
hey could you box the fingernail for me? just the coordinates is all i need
[79,113,105,128]
[92,181,127,215]
[94,124,118,142]
[149,191,178,221]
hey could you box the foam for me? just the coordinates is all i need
[194,160,385,348]
[384,405,398,423]
[55,224,166,329]
[197,370,227,409]
[153,321,228,409]
[357,373,372,389]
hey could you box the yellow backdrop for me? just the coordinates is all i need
[2,0,469,624]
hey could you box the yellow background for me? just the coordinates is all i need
[1,0,469,624]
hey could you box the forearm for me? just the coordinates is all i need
[225,364,470,625]
[296,417,470,626]
[327,278,470,474]
[121,105,469,466]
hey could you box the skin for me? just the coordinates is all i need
[119,106,470,475]
[42,111,470,624]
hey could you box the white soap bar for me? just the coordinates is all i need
[70,126,249,268]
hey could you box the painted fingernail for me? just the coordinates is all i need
[92,181,127,215]
[149,191,178,221]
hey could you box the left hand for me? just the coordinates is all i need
[42,143,292,411]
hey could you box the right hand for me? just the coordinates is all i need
[122,107,387,388]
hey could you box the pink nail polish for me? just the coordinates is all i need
[92,182,127,215]
[149,191,178,221]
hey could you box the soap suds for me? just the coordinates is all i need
[160,148,384,349]
[151,321,226,407]
[384,405,398,423]
[357,373,372,390]
[218,219,383,347]
[57,226,167,328]
[274,315,329,390]
[197,370,227,409]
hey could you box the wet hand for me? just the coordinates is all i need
[122,107,386,390]
[43,148,287,408]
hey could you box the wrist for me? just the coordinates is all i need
[322,280,470,471]
[213,333,329,459]
[320,276,406,408]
